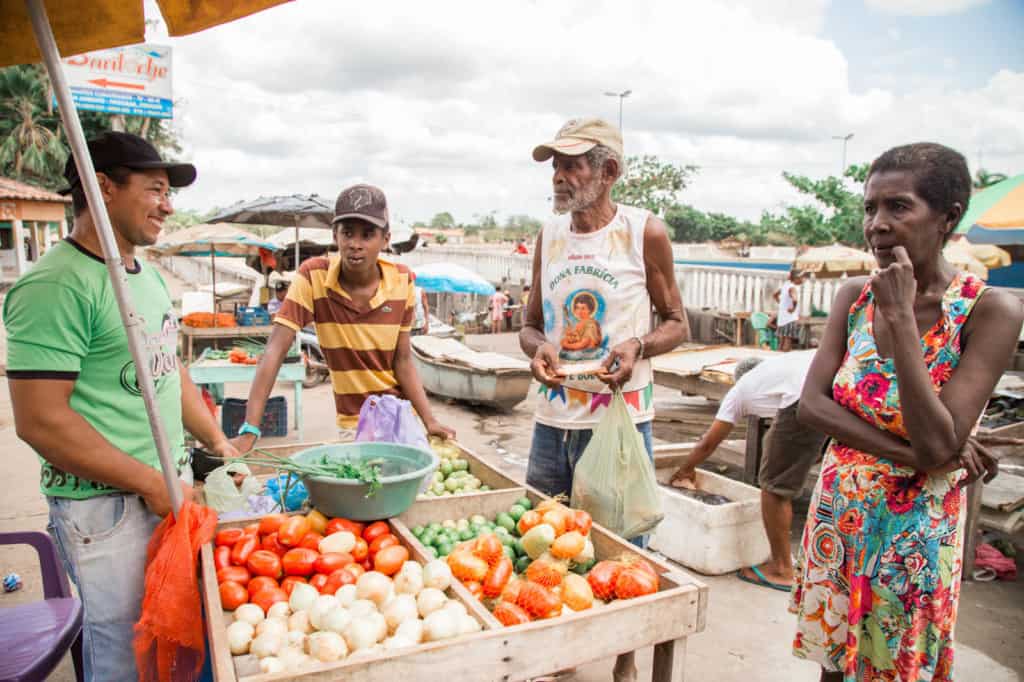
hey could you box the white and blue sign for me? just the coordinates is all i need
[60,44,173,120]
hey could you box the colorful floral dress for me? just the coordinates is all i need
[790,272,987,681]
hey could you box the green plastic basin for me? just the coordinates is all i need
[290,442,438,520]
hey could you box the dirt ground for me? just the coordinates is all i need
[1,330,1021,680]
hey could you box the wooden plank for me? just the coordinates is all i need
[389,517,502,631]
[981,473,1024,512]
[200,542,239,682]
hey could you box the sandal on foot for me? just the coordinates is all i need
[737,566,792,593]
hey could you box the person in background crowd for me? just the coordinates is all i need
[773,268,805,351]
[792,142,1023,681]
[490,287,508,334]
[267,280,288,315]
[503,288,515,331]
[521,284,531,308]
[412,284,430,336]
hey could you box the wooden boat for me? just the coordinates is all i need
[411,336,533,410]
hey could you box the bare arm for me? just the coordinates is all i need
[797,278,921,466]
[874,249,1024,469]
[670,420,734,486]
[9,378,192,517]
[179,364,237,458]
[233,324,295,452]
[421,291,430,335]
[600,216,688,387]
[393,331,454,438]
[519,232,562,387]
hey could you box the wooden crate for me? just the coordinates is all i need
[202,490,708,681]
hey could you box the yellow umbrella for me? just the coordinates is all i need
[0,1,289,67]
[794,244,877,277]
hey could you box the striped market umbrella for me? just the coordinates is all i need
[956,174,1024,245]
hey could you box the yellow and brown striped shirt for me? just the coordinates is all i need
[274,255,415,427]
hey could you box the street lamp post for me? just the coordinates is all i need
[604,89,632,132]
[832,133,854,176]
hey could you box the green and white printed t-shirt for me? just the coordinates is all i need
[3,238,186,499]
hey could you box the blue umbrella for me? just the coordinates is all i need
[413,262,495,296]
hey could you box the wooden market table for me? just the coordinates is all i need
[201,440,708,682]
[180,324,276,364]
[188,355,305,440]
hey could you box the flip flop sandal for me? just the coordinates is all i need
[971,568,997,582]
[737,566,793,593]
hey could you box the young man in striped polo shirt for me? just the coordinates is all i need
[234,184,454,449]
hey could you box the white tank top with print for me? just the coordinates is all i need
[536,203,654,429]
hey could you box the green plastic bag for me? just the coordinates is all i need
[571,390,663,538]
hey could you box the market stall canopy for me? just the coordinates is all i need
[413,262,496,296]
[0,0,290,67]
[955,175,1024,245]
[208,194,334,229]
[149,223,277,257]
[794,244,876,277]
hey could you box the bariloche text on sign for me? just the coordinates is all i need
[60,44,173,119]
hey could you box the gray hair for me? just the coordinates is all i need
[734,357,764,382]
[584,144,623,182]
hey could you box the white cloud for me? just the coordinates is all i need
[864,0,990,17]
[146,0,1022,226]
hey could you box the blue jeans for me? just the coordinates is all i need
[526,420,654,547]
[47,493,162,682]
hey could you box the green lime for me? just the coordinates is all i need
[515,496,532,510]
[499,533,516,547]
[480,485,491,491]
[452,459,470,472]
[440,460,453,476]
[571,558,596,575]
[428,522,443,533]
[495,513,516,533]
[470,515,487,526]
[425,546,438,558]
[455,518,470,531]
[436,541,454,557]
[459,528,476,541]
[515,555,531,574]
[514,538,527,557]
[411,525,425,537]
[503,545,517,561]
[420,530,436,546]
[508,504,526,521]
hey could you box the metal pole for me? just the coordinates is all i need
[25,0,184,516]
[832,133,853,177]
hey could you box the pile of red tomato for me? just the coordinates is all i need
[214,510,411,612]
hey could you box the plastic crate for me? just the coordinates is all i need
[235,306,271,326]
[222,396,288,438]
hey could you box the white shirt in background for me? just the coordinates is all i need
[715,350,817,423]
[777,281,800,328]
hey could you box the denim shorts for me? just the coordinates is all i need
[526,420,654,547]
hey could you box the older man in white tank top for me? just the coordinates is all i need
[520,117,689,681]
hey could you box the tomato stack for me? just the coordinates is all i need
[214,510,411,612]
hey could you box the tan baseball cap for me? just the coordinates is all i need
[532,117,624,162]
[332,183,389,230]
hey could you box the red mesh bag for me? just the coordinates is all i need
[133,500,218,682]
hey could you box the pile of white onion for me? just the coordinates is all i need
[227,559,478,673]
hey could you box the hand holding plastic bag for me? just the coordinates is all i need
[202,462,261,513]
[355,394,430,450]
[571,390,663,538]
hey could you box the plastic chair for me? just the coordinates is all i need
[749,312,778,350]
[0,532,83,682]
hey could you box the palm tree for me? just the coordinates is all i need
[0,65,66,187]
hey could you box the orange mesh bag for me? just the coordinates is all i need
[134,500,218,682]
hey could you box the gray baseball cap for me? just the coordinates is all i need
[332,183,389,230]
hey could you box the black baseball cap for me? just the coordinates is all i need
[274,281,289,291]
[59,131,197,195]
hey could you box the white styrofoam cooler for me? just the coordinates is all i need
[649,467,770,575]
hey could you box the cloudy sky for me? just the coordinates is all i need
[144,0,1024,227]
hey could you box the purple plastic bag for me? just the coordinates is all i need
[354,394,430,450]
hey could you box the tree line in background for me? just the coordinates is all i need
[2,63,1008,246]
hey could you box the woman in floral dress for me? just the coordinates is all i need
[791,143,1024,682]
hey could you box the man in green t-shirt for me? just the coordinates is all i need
[4,132,238,682]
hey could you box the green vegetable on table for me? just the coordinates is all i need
[211,449,384,497]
